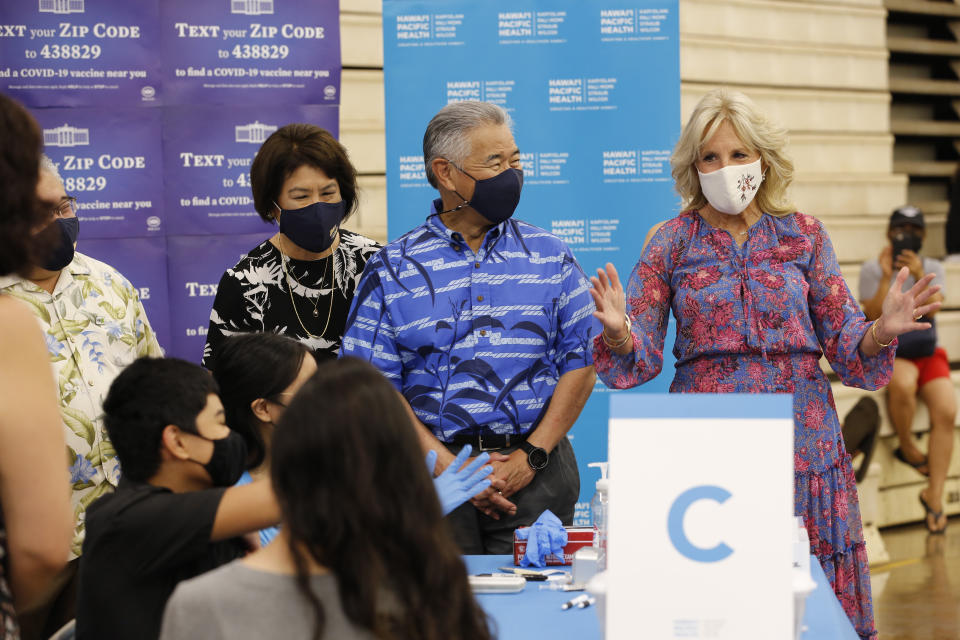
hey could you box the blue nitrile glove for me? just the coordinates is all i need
[515,509,568,567]
[428,445,493,515]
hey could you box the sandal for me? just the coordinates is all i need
[894,447,930,477]
[919,492,947,534]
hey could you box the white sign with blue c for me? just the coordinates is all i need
[607,393,794,639]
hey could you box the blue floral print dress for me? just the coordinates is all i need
[594,210,892,640]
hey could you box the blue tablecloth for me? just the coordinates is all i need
[464,555,859,640]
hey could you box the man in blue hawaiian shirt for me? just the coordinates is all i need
[342,101,596,553]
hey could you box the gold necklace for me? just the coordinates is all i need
[284,246,327,318]
[278,236,336,339]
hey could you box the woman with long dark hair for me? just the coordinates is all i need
[0,93,73,636]
[161,358,493,640]
[212,332,316,546]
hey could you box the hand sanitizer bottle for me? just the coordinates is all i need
[588,462,609,571]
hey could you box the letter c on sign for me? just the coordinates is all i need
[667,485,733,563]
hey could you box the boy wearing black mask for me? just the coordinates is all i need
[75,357,280,640]
[858,206,955,534]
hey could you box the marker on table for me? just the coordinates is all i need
[576,596,597,609]
[561,594,589,610]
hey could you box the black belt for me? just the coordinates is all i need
[450,431,528,452]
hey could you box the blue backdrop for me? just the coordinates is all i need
[3,0,341,363]
[383,0,681,522]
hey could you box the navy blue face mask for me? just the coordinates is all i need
[276,200,344,253]
[42,216,79,271]
[444,165,524,225]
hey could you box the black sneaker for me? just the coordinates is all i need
[841,396,880,483]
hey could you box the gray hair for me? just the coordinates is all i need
[422,101,512,188]
[39,154,64,186]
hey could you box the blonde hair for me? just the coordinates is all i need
[670,88,795,216]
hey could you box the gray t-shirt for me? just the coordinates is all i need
[859,255,945,357]
[159,561,380,640]
[858,256,945,301]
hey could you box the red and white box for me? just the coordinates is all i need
[512,527,594,566]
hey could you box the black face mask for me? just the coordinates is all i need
[42,217,79,271]
[276,200,343,253]
[195,430,248,487]
[444,165,524,224]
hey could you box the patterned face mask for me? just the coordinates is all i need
[697,158,763,215]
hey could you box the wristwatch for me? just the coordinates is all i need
[520,441,549,471]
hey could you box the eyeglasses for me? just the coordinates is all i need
[52,196,77,219]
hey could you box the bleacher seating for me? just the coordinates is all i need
[339,0,960,538]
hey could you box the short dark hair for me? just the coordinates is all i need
[0,94,56,276]
[103,358,219,482]
[212,333,310,470]
[249,123,358,224]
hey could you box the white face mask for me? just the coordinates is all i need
[697,157,763,215]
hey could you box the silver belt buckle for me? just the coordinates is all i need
[478,434,509,451]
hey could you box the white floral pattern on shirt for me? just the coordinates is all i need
[0,252,162,557]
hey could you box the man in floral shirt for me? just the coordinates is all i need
[0,157,162,638]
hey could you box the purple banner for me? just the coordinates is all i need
[160,0,341,105]
[0,0,161,107]
[166,232,271,363]
[162,104,338,236]
[81,236,172,352]
[30,107,164,238]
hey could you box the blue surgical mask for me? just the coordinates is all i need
[42,216,79,271]
[276,200,343,253]
[446,165,524,225]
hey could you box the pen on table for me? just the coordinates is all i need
[576,596,596,609]
[560,594,589,610]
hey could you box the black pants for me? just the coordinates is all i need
[444,437,580,555]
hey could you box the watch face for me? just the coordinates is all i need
[528,447,548,470]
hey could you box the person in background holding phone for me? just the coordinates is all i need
[859,205,954,533]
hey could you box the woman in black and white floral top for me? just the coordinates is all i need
[202,124,381,369]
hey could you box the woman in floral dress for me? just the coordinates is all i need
[590,88,940,640]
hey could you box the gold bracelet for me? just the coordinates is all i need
[602,314,632,349]
[870,320,893,348]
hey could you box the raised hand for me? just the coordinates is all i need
[877,267,941,340]
[589,263,628,340]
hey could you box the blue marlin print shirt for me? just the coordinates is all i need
[341,209,595,443]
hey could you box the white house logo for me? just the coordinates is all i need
[43,124,90,147]
[235,121,277,143]
[230,0,274,15]
[323,85,337,100]
[39,0,84,14]
[146,216,161,230]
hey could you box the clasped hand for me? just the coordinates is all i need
[428,445,528,520]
